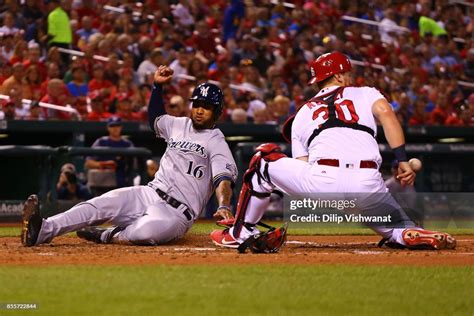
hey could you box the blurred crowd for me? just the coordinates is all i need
[0,0,473,126]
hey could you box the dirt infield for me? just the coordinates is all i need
[1,233,473,266]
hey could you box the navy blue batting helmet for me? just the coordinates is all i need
[189,83,223,118]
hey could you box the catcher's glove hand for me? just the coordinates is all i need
[237,223,288,254]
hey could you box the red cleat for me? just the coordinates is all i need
[210,229,239,249]
[402,228,456,250]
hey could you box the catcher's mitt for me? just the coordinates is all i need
[237,223,288,254]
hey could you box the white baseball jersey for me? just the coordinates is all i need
[149,115,238,218]
[291,85,385,165]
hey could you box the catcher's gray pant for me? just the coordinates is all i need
[36,186,194,245]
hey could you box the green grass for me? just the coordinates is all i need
[0,265,472,316]
[1,221,472,238]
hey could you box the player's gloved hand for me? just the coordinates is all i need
[213,207,234,221]
[396,161,415,186]
[154,65,174,85]
[99,160,117,170]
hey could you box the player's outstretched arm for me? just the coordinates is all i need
[213,179,234,220]
[372,98,415,186]
[147,65,174,130]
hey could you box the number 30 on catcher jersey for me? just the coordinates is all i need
[291,86,385,164]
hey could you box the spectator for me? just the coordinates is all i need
[463,48,474,81]
[86,92,111,121]
[133,83,151,112]
[22,41,47,81]
[172,1,194,27]
[247,96,266,120]
[85,116,135,191]
[166,95,188,117]
[430,42,458,73]
[0,33,15,62]
[115,95,142,121]
[22,0,43,41]
[25,100,45,120]
[2,102,16,120]
[130,36,153,69]
[419,14,448,38]
[430,93,450,125]
[232,35,258,66]
[445,103,471,127]
[1,62,24,94]
[22,65,42,100]
[267,95,290,124]
[253,108,268,124]
[0,0,471,128]
[0,11,20,36]
[379,8,402,45]
[137,48,163,84]
[223,0,245,46]
[41,62,61,95]
[76,16,98,44]
[240,61,265,99]
[46,0,72,57]
[63,56,88,83]
[10,40,28,65]
[66,66,88,98]
[104,53,120,85]
[188,20,217,59]
[409,96,429,126]
[169,49,190,82]
[231,108,248,124]
[8,87,28,119]
[114,34,131,60]
[88,63,114,104]
[40,78,72,120]
[56,163,92,201]
[187,57,207,79]
[207,54,230,81]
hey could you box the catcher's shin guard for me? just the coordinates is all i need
[233,143,286,238]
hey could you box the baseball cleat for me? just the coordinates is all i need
[210,229,240,249]
[402,228,456,250]
[76,226,107,244]
[21,194,43,247]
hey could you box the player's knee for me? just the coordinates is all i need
[249,143,286,170]
[128,220,177,245]
[246,143,287,185]
[255,143,286,162]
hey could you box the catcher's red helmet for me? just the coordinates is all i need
[308,51,352,85]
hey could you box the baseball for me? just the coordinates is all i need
[409,158,422,172]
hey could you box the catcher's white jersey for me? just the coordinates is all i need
[291,86,385,165]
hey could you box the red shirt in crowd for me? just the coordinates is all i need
[86,111,112,121]
[40,94,72,120]
[430,106,449,125]
[23,60,47,81]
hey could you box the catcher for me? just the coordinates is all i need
[210,52,456,251]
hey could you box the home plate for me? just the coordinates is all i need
[173,247,217,251]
